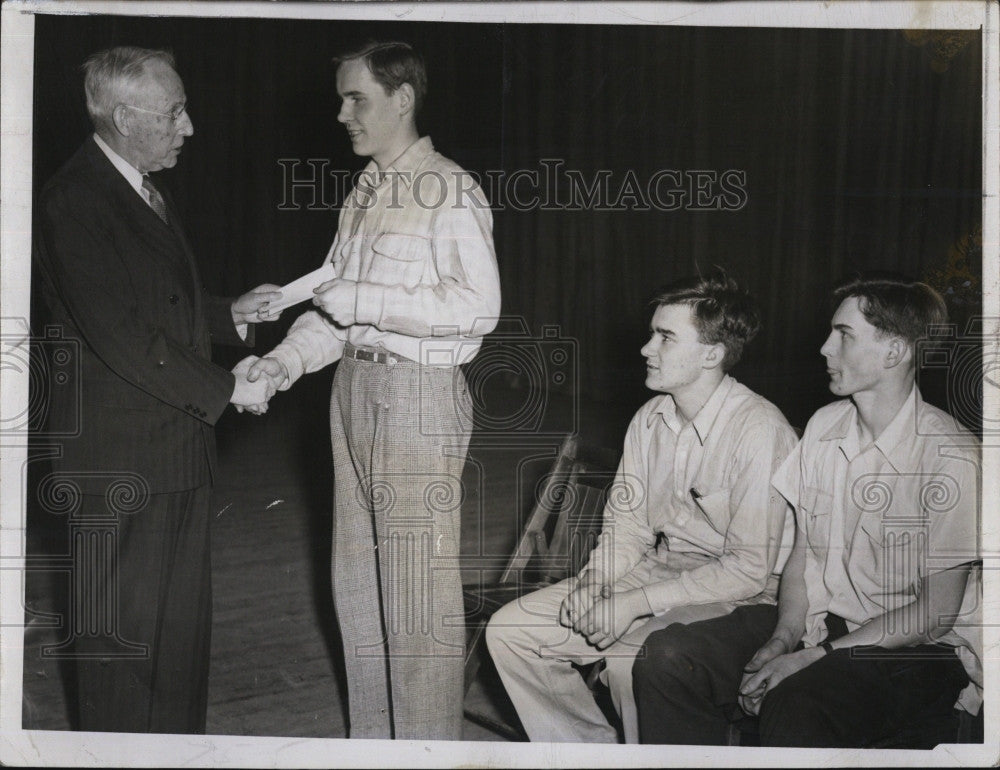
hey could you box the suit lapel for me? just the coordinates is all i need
[83,139,207,344]
[157,184,207,338]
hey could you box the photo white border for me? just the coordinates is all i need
[1,1,997,767]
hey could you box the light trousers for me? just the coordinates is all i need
[485,568,739,743]
[330,353,472,740]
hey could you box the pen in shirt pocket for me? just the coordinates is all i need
[689,487,703,502]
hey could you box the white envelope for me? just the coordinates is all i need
[266,261,337,314]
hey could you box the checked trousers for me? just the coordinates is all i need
[329,353,472,740]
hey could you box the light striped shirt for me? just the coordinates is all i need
[268,136,500,380]
[586,375,798,615]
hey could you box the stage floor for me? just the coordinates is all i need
[20,369,636,741]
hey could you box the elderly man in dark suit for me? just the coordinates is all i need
[33,46,281,734]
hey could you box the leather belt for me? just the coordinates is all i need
[345,345,398,364]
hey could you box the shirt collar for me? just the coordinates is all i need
[647,374,735,445]
[92,133,144,198]
[872,385,921,473]
[359,136,435,190]
[821,385,921,471]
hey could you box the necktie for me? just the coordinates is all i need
[142,175,170,226]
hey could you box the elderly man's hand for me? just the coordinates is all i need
[231,371,275,412]
[231,284,283,324]
[312,278,358,326]
[231,355,285,415]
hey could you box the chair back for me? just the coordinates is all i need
[502,436,619,586]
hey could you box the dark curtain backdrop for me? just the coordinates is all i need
[31,14,982,430]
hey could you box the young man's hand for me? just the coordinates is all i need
[577,588,652,650]
[738,644,825,715]
[558,569,608,631]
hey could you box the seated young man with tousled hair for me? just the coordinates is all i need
[486,270,798,743]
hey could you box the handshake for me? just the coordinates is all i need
[224,276,358,415]
[231,356,289,415]
[225,282,288,415]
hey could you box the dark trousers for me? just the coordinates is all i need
[73,487,212,733]
[633,604,970,747]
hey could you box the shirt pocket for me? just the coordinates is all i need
[857,513,924,593]
[366,232,432,289]
[800,485,833,551]
[691,487,732,537]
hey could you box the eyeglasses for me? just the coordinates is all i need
[123,102,188,123]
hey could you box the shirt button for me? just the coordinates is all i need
[157,360,166,367]
[169,294,179,305]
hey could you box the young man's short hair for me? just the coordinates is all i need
[833,274,948,348]
[334,40,427,117]
[652,269,762,371]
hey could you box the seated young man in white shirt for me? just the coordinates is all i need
[486,270,798,743]
[633,275,981,747]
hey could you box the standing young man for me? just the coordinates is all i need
[242,41,501,739]
[486,272,797,742]
[634,276,981,747]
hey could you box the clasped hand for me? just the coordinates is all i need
[230,355,288,414]
[738,639,824,715]
[558,571,644,650]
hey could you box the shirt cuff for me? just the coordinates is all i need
[265,344,303,390]
[355,282,385,326]
[640,581,683,617]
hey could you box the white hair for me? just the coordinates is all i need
[82,46,176,130]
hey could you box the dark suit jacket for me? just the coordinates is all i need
[34,137,250,495]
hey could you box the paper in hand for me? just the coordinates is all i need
[265,261,337,314]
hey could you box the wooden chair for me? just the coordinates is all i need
[462,435,620,739]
